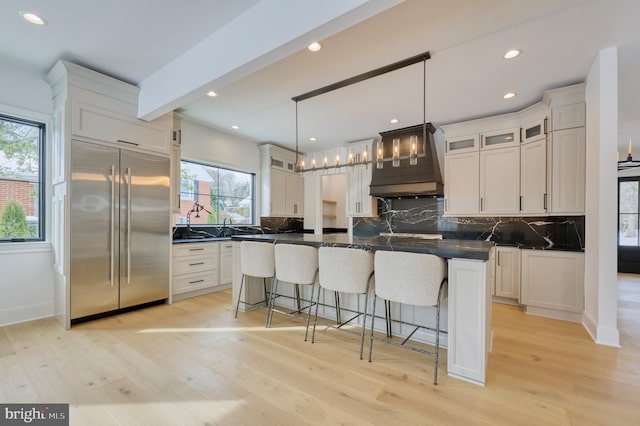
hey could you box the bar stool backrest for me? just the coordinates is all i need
[241,241,275,278]
[374,251,446,307]
[275,244,318,285]
[319,247,373,293]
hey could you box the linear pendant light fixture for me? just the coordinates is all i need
[292,51,431,172]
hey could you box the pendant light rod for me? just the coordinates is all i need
[292,51,431,102]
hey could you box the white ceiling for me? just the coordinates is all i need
[2,0,640,156]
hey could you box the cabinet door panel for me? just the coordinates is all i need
[269,170,286,215]
[479,147,520,215]
[521,250,584,312]
[495,247,521,300]
[549,128,585,214]
[444,152,479,215]
[520,138,547,214]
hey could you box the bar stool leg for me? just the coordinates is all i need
[368,294,378,362]
[263,278,269,307]
[234,274,246,318]
[335,291,342,324]
[304,284,315,342]
[311,285,323,343]
[266,278,279,328]
[359,291,369,360]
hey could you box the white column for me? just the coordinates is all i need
[583,47,620,347]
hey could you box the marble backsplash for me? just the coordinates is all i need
[259,216,304,233]
[353,197,585,250]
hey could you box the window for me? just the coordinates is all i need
[176,160,255,225]
[0,114,45,242]
[619,177,640,246]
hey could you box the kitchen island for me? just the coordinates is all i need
[231,233,494,386]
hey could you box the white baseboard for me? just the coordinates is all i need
[0,301,53,327]
[524,305,582,323]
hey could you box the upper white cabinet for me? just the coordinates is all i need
[521,117,548,144]
[445,134,479,155]
[548,127,586,215]
[170,116,182,214]
[347,164,377,217]
[72,101,172,154]
[441,83,585,217]
[260,144,304,217]
[520,137,547,214]
[480,127,520,150]
[551,103,586,131]
[444,151,479,215]
[479,146,520,214]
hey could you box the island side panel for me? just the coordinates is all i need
[447,256,492,386]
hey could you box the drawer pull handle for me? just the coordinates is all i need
[189,262,205,266]
[117,139,139,146]
[189,248,205,251]
[189,279,205,284]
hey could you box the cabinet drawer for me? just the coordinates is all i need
[173,242,219,257]
[173,271,219,295]
[219,241,234,252]
[172,254,217,275]
[72,101,171,154]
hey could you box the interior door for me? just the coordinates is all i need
[119,150,170,308]
[70,140,120,319]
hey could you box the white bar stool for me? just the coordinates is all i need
[369,250,448,384]
[267,243,318,340]
[234,241,274,318]
[312,246,374,359]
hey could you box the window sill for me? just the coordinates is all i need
[0,241,52,255]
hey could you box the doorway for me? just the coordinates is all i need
[618,176,640,273]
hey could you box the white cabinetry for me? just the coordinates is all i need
[444,151,479,215]
[260,144,303,217]
[219,241,234,286]
[520,137,547,214]
[170,116,182,214]
[520,249,584,321]
[346,165,377,216]
[494,246,521,300]
[551,103,585,131]
[479,146,520,214]
[172,242,221,300]
[71,101,172,155]
[548,126,585,215]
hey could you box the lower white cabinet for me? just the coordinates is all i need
[520,249,584,321]
[494,246,521,300]
[172,242,220,299]
[219,241,233,285]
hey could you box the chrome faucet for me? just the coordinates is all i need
[222,217,231,237]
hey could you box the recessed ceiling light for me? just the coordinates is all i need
[231,125,239,130]
[309,137,317,141]
[20,11,47,25]
[307,42,322,52]
[503,92,516,99]
[390,118,399,124]
[206,91,217,97]
[503,49,521,59]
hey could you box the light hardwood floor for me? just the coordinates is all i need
[1,276,639,425]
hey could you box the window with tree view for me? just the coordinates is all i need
[0,114,45,242]
[176,160,255,226]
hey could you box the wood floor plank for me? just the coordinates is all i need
[1,276,639,425]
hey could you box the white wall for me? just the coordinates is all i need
[583,47,620,347]
[178,118,262,218]
[180,119,260,173]
[0,60,54,326]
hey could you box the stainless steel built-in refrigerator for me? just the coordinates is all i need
[70,139,170,320]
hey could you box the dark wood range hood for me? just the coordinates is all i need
[369,123,443,197]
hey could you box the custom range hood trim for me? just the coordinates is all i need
[369,123,444,198]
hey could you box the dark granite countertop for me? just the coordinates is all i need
[173,237,232,244]
[231,233,495,261]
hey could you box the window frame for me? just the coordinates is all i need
[0,113,46,243]
[178,159,256,226]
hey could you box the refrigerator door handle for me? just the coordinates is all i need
[127,167,132,284]
[110,165,116,287]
